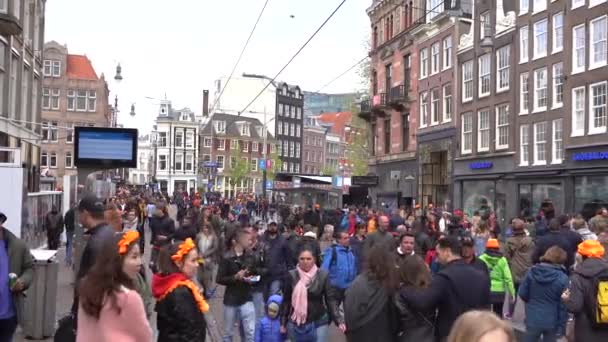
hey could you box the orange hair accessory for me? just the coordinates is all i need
[118,231,140,255]
[171,238,196,261]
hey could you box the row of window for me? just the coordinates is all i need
[371,113,410,155]
[201,154,288,173]
[303,165,320,175]
[156,130,196,149]
[278,104,303,119]
[201,137,273,153]
[304,135,324,147]
[461,104,511,154]
[518,64,564,115]
[519,119,564,166]
[277,121,301,137]
[157,154,195,172]
[43,60,61,78]
[41,151,73,169]
[42,88,97,112]
[572,81,608,136]
[519,12,563,63]
[41,121,95,143]
[419,35,453,79]
[420,84,452,127]
[371,2,415,49]
[520,0,607,15]
[304,150,323,163]
[278,140,301,159]
[461,45,511,102]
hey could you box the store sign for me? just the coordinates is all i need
[352,176,379,186]
[572,152,608,161]
[469,161,493,170]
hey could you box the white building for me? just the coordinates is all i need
[212,76,277,137]
[154,99,199,195]
[129,135,153,186]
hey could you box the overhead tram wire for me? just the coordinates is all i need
[208,0,272,114]
[312,55,369,94]
[235,0,348,117]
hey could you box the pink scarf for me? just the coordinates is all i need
[291,264,318,325]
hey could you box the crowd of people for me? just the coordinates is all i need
[3,188,608,342]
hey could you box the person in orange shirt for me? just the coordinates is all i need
[367,210,377,234]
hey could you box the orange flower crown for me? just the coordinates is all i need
[171,238,196,261]
[118,231,140,255]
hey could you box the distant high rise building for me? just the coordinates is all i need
[303,91,358,126]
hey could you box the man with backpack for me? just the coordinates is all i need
[562,239,608,341]
[321,231,357,307]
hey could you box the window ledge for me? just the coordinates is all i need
[552,48,563,55]
[479,93,490,99]
[519,111,529,116]
[589,129,607,135]
[496,88,509,94]
[551,104,563,110]
[551,160,563,165]
[519,162,530,167]
[519,59,529,65]
[589,63,608,71]
[462,98,473,104]
[532,53,547,61]
[572,68,585,75]
[533,161,547,166]
[478,149,490,153]
[570,132,584,138]
[532,107,547,114]
[589,1,607,9]
[496,146,509,151]
[461,151,472,155]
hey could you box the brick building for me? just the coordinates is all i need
[40,41,111,182]
[302,125,325,175]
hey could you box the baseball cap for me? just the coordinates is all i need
[78,195,105,214]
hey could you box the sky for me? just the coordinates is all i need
[44,0,371,134]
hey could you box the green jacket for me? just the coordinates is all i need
[479,250,515,296]
[3,227,34,324]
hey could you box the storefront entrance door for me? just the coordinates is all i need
[420,151,448,207]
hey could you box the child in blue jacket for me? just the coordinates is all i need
[254,294,286,342]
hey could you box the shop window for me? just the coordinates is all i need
[575,176,608,220]
[519,183,563,218]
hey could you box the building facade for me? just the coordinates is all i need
[325,133,343,174]
[40,41,111,181]
[0,0,46,192]
[302,125,325,175]
[200,112,276,198]
[276,82,304,174]
[452,1,517,226]
[129,134,154,186]
[154,100,199,195]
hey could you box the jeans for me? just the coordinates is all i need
[251,291,265,322]
[0,316,17,342]
[65,230,74,265]
[267,279,282,299]
[223,301,256,342]
[287,321,329,342]
[523,326,558,342]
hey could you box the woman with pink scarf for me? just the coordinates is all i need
[280,247,345,341]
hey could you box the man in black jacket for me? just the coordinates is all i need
[64,203,76,266]
[76,195,114,282]
[149,202,175,273]
[400,236,491,341]
[262,222,294,298]
[533,218,580,270]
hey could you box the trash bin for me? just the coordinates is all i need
[22,249,58,339]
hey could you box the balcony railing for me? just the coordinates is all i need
[372,93,387,107]
[390,85,405,103]
[358,99,372,121]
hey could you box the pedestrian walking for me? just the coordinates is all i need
[76,231,152,342]
[64,203,76,266]
[561,240,608,341]
[45,205,64,250]
[533,219,578,271]
[245,225,270,321]
[479,239,516,318]
[153,238,209,342]
[263,222,294,297]
[349,223,366,273]
[460,236,489,274]
[149,202,176,273]
[196,222,220,298]
[0,212,33,342]
[394,255,435,342]
[321,231,357,307]
[400,236,491,341]
[505,219,535,292]
[396,232,416,261]
[447,310,516,342]
[518,246,569,342]
[363,215,396,255]
[280,247,344,342]
[217,229,257,342]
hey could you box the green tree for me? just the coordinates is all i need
[228,148,249,186]
[346,102,370,177]
[321,165,337,177]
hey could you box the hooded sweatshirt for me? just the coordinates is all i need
[479,249,515,296]
[255,295,285,342]
[518,263,568,330]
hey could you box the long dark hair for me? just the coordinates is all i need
[158,240,186,275]
[398,255,431,289]
[78,233,137,319]
[364,245,398,291]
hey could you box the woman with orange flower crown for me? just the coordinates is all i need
[153,238,210,341]
[76,231,153,342]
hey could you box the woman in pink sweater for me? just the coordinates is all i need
[77,231,152,342]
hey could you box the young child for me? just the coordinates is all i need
[254,294,285,342]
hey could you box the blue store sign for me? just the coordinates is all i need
[469,161,493,170]
[572,151,608,161]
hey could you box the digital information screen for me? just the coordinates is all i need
[78,131,134,160]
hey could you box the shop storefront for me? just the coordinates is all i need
[417,128,456,209]
[565,146,608,219]
[368,157,417,210]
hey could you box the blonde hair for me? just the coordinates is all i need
[447,311,516,342]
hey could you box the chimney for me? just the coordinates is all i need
[202,90,209,117]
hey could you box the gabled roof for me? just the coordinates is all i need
[66,55,98,80]
[201,113,274,140]
[314,111,353,136]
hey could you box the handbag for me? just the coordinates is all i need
[54,313,76,342]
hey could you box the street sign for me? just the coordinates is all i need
[259,159,266,170]
[203,161,218,168]
[266,180,273,189]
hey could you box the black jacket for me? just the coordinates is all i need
[156,286,206,342]
[262,232,294,280]
[281,268,343,326]
[303,210,321,228]
[394,289,435,342]
[216,250,255,306]
[149,214,175,247]
[533,231,579,269]
[173,224,197,242]
[64,208,75,232]
[400,259,491,341]
[76,223,114,282]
